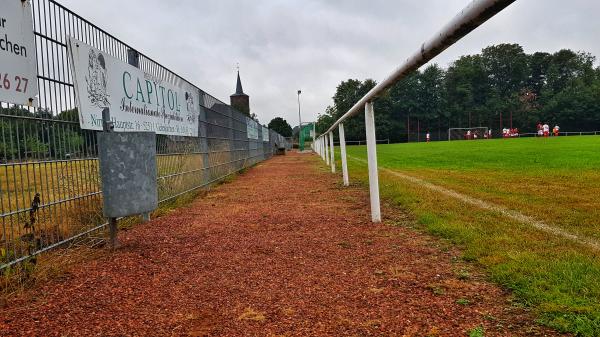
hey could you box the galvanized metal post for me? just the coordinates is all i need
[127,48,151,223]
[325,135,330,165]
[339,123,349,186]
[101,107,119,248]
[329,132,335,173]
[365,102,381,223]
[198,92,211,187]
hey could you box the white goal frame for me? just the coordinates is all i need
[448,127,489,141]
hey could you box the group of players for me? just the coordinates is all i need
[423,122,562,143]
[536,122,560,137]
[463,129,493,140]
[501,128,520,138]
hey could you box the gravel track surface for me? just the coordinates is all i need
[0,153,562,336]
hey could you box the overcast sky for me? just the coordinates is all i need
[60,0,599,126]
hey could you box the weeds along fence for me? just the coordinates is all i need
[0,0,287,271]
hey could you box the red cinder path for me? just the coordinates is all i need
[1,153,561,336]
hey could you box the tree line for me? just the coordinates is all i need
[314,43,600,142]
[0,106,89,161]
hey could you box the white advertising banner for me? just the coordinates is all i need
[246,117,259,140]
[67,37,199,137]
[0,0,39,106]
[262,126,269,142]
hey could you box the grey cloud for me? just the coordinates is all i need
[59,0,600,126]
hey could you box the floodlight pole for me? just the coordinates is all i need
[297,90,303,151]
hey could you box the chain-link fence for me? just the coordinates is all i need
[0,0,286,271]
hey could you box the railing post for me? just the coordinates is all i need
[319,138,322,157]
[325,135,330,165]
[365,102,381,223]
[320,137,323,160]
[319,137,325,160]
[339,123,349,186]
[329,132,335,173]
[321,138,324,160]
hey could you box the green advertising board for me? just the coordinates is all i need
[299,123,314,151]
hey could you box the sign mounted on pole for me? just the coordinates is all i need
[246,117,259,139]
[0,0,39,106]
[67,37,199,137]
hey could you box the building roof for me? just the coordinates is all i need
[231,71,248,97]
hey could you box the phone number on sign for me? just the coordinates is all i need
[0,74,30,94]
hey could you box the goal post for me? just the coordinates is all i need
[448,127,489,141]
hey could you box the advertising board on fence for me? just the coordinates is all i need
[246,117,259,139]
[262,126,269,142]
[0,0,39,106]
[68,37,199,137]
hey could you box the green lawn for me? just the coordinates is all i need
[340,136,600,336]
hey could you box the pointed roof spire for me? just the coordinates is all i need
[235,70,244,95]
[231,66,248,97]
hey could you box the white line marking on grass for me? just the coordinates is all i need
[348,156,600,251]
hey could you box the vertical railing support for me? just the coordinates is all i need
[325,135,330,165]
[321,138,324,159]
[321,138,325,161]
[339,123,349,186]
[365,102,381,223]
[329,132,335,173]
[320,138,323,159]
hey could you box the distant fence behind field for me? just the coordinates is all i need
[0,0,287,270]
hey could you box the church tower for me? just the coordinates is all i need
[230,70,250,116]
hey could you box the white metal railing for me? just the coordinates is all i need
[314,0,517,222]
[333,139,390,146]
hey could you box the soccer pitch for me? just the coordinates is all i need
[342,136,600,335]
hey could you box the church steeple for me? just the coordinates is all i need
[235,71,244,95]
[230,68,250,116]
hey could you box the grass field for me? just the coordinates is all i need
[341,136,600,336]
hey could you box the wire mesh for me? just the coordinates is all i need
[0,0,285,271]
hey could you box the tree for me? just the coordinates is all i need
[321,43,600,141]
[268,117,292,137]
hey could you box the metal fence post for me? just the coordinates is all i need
[317,137,320,155]
[100,108,119,248]
[365,102,381,223]
[126,48,152,223]
[325,135,330,166]
[318,138,322,157]
[329,132,336,173]
[198,91,211,185]
[229,108,237,172]
[339,123,349,186]
[317,138,320,156]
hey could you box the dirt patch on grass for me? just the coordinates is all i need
[0,153,564,336]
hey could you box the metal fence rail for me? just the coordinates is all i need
[314,0,517,222]
[0,0,286,270]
